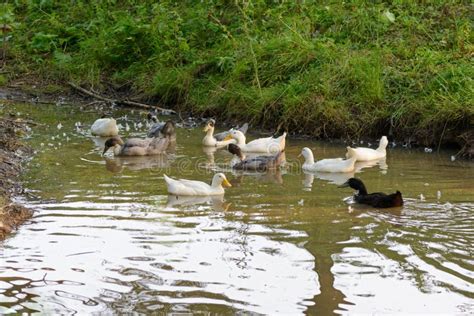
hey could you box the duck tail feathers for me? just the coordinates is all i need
[239,123,249,135]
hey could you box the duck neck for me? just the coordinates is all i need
[235,135,246,147]
[211,178,222,188]
[206,126,214,138]
[113,145,122,156]
[347,157,357,166]
[355,183,368,196]
[303,152,315,166]
[377,138,388,152]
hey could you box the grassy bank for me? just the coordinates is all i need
[2,1,473,147]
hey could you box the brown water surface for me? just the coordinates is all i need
[0,102,473,314]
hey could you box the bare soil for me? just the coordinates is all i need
[0,112,34,239]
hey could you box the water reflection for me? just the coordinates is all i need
[165,194,231,211]
[303,173,314,190]
[1,102,474,315]
[230,169,285,185]
[332,201,474,313]
[90,136,108,149]
[105,155,172,173]
[303,170,354,187]
[355,157,388,173]
[202,146,217,167]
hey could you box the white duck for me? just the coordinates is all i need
[202,120,237,147]
[164,173,232,196]
[346,136,388,161]
[300,147,356,173]
[226,130,286,153]
[91,118,119,137]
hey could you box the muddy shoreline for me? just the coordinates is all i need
[0,111,34,239]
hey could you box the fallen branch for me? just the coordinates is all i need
[68,82,175,114]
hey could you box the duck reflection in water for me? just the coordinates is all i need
[90,136,108,150]
[166,194,231,212]
[230,168,285,186]
[355,157,388,174]
[303,170,355,188]
[202,146,218,168]
[105,155,172,173]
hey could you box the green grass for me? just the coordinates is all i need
[2,1,473,145]
[0,75,7,86]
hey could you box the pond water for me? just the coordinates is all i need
[1,102,473,314]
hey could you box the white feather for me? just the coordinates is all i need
[345,136,388,161]
[301,147,356,173]
[164,173,230,196]
[91,118,119,137]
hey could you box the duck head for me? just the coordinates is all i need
[203,119,215,133]
[161,120,175,137]
[212,173,232,188]
[228,144,245,160]
[147,112,158,123]
[299,147,315,164]
[103,137,124,155]
[393,191,403,206]
[339,177,368,195]
[225,130,246,146]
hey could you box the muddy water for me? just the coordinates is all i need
[0,102,473,314]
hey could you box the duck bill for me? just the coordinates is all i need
[297,153,302,158]
[102,146,110,156]
[223,135,233,141]
[338,181,350,188]
[203,125,210,132]
[222,178,232,188]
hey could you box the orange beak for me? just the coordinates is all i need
[222,178,232,188]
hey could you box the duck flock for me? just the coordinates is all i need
[91,114,403,209]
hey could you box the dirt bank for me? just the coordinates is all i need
[0,113,34,239]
